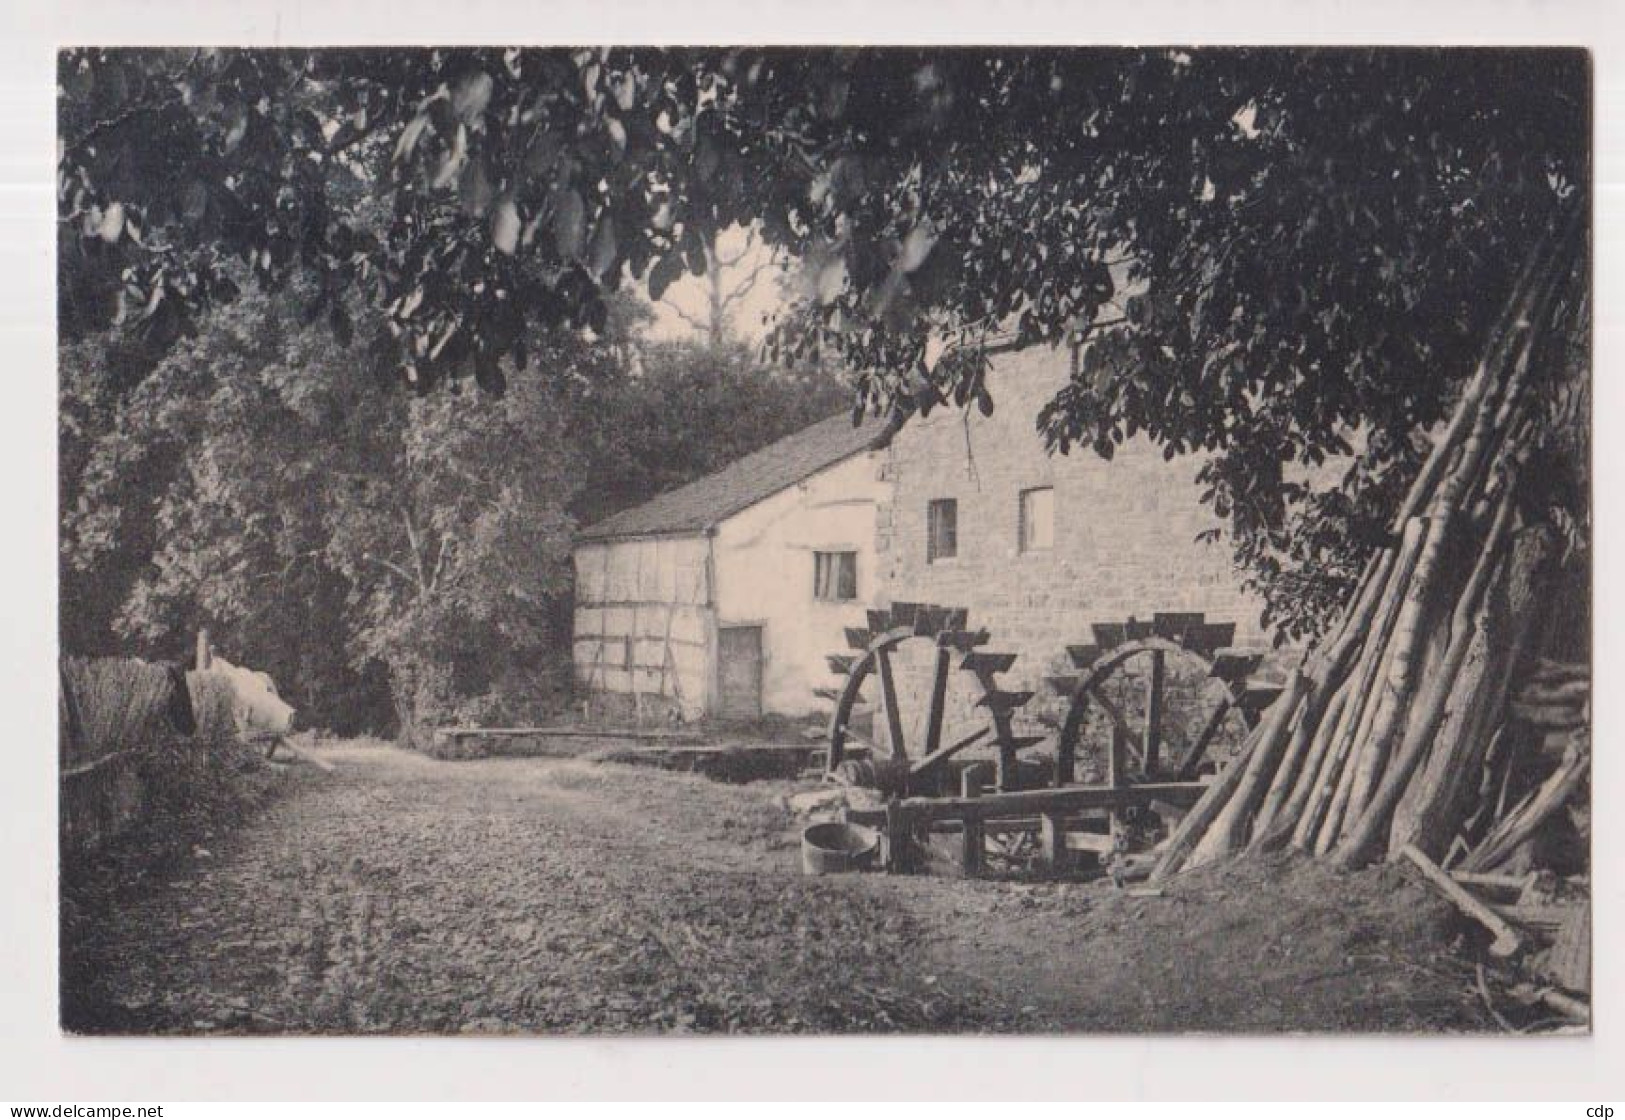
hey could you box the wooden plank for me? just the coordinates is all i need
[1186,622,1237,657]
[826,653,857,676]
[890,602,922,631]
[938,628,991,652]
[1091,623,1127,650]
[844,627,873,651]
[1153,612,1206,641]
[1066,644,1102,669]
[1064,830,1117,853]
[914,605,948,636]
[976,689,1034,714]
[961,651,1018,675]
[1240,684,1284,716]
[1210,650,1264,684]
[1547,903,1586,994]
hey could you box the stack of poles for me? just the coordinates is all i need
[1153,211,1582,880]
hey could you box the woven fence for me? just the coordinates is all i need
[59,657,251,857]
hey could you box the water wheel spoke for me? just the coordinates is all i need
[1176,693,1236,779]
[1089,686,1142,764]
[922,647,951,758]
[875,645,908,760]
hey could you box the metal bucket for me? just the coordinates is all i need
[800,821,880,875]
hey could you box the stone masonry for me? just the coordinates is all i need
[873,346,1275,763]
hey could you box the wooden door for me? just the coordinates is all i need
[716,625,763,720]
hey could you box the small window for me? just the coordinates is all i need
[1019,486,1055,553]
[814,551,858,601]
[927,499,958,563]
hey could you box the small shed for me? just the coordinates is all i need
[573,413,891,723]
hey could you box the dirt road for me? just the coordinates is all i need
[63,742,1489,1034]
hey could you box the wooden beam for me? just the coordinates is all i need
[909,726,990,779]
[435,725,704,743]
[1176,695,1234,779]
[885,799,907,872]
[961,651,1018,674]
[1143,648,1165,774]
[923,646,951,759]
[1400,843,1523,957]
[876,646,908,760]
[961,780,985,875]
[1038,811,1066,872]
[1109,723,1128,847]
[961,760,991,798]
[888,780,1210,824]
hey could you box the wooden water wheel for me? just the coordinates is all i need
[1046,612,1280,787]
[817,602,1044,797]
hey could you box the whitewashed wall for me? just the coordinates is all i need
[711,449,889,716]
[572,535,713,720]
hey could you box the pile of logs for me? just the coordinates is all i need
[1153,209,1587,880]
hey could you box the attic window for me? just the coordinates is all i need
[1019,486,1055,553]
[927,499,958,563]
[814,551,858,602]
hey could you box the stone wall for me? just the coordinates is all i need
[873,346,1274,765]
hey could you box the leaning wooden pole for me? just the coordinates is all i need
[1152,208,1581,880]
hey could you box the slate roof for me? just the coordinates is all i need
[576,411,892,543]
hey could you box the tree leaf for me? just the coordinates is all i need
[648,253,684,302]
[587,215,618,279]
[431,125,468,189]
[96,202,125,243]
[490,199,521,255]
[552,189,586,259]
[899,222,937,273]
[815,255,847,306]
[393,113,429,163]
[460,157,495,216]
[452,72,494,125]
